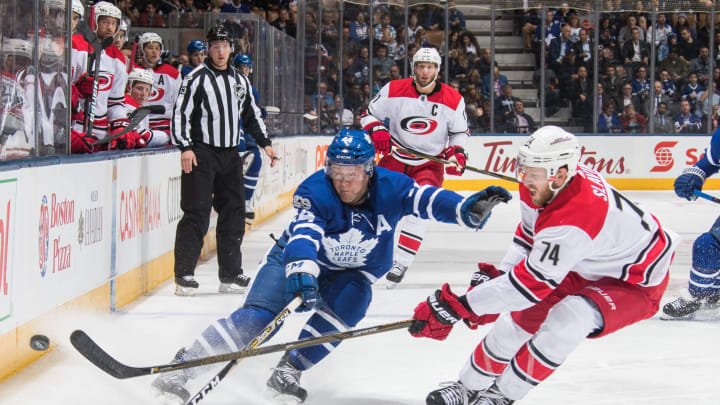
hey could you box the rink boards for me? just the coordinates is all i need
[0,134,716,381]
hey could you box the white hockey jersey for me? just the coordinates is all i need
[71,33,128,139]
[136,62,180,140]
[466,165,677,315]
[122,94,170,147]
[361,78,469,165]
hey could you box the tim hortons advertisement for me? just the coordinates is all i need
[466,136,712,179]
[0,178,17,326]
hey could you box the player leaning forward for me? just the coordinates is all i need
[410,126,677,405]
[361,47,470,288]
[152,129,511,403]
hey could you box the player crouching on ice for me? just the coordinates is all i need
[410,126,677,405]
[151,129,511,404]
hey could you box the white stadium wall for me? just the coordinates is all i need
[0,134,716,380]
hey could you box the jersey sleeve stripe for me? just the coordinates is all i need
[413,184,432,216]
[513,236,532,251]
[509,260,554,303]
[291,222,325,237]
[286,234,320,251]
[508,265,543,304]
[622,228,672,285]
[525,260,559,288]
[426,188,442,222]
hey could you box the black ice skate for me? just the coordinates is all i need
[175,275,199,296]
[472,384,514,405]
[385,262,408,289]
[151,348,193,404]
[219,273,251,294]
[267,353,308,403]
[662,294,720,319]
[426,381,478,405]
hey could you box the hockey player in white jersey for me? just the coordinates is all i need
[0,38,32,159]
[662,126,720,319]
[361,46,470,288]
[133,32,180,145]
[119,68,161,148]
[410,126,677,405]
[71,1,136,148]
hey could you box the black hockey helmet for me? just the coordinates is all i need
[206,25,231,44]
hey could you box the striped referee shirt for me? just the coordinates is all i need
[172,63,271,150]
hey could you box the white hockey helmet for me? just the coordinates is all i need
[93,1,121,31]
[4,38,33,60]
[40,37,62,68]
[412,47,441,90]
[117,19,129,42]
[72,0,84,18]
[517,125,580,191]
[138,32,164,52]
[44,0,65,11]
[127,68,154,88]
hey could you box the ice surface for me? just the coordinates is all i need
[3,191,719,404]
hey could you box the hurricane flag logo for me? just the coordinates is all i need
[400,116,438,135]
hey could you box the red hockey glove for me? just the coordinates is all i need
[366,124,391,155]
[70,129,98,154]
[463,263,503,329]
[109,120,138,150]
[75,73,96,98]
[443,146,467,176]
[409,283,474,340]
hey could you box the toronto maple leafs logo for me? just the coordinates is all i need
[321,228,378,267]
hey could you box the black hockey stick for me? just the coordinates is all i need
[395,147,519,183]
[75,21,114,135]
[694,190,720,204]
[92,105,165,146]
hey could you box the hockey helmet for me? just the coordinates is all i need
[412,47,441,90]
[117,19,129,42]
[206,25,232,45]
[325,128,375,177]
[72,0,84,17]
[187,39,206,54]
[40,37,62,69]
[516,125,580,191]
[127,68,154,88]
[138,32,163,52]
[234,53,252,67]
[4,38,33,60]
[44,0,65,11]
[93,1,121,31]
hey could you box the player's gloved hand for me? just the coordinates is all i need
[367,125,391,155]
[460,186,512,230]
[409,283,473,340]
[70,129,98,154]
[75,73,96,98]
[285,260,320,312]
[443,146,467,176]
[109,120,138,150]
[674,166,706,201]
[463,263,503,329]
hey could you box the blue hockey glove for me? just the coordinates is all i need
[674,166,706,201]
[460,186,512,230]
[285,260,320,312]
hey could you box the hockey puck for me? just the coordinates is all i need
[29,334,50,351]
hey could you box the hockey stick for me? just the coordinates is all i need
[76,21,114,135]
[395,146,519,183]
[264,106,318,120]
[92,105,165,146]
[694,190,720,204]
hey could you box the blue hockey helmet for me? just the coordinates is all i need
[187,40,206,54]
[234,53,252,68]
[325,129,376,177]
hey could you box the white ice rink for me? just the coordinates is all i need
[4,190,720,405]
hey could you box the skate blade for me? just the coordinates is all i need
[385,281,399,290]
[218,284,248,294]
[270,393,303,405]
[175,285,198,296]
[660,312,696,321]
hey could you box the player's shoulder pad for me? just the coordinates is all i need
[387,78,416,98]
[104,45,126,63]
[155,63,180,79]
[427,82,463,110]
[373,167,415,198]
[71,33,91,51]
[293,170,333,213]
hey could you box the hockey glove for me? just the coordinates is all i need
[460,186,512,230]
[285,260,320,312]
[410,283,475,340]
[366,124,392,155]
[75,73,96,98]
[109,120,140,150]
[674,166,706,201]
[70,129,98,154]
[463,263,503,329]
[443,146,467,176]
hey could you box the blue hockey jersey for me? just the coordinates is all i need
[696,126,720,177]
[282,167,469,282]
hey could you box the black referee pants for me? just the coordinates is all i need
[174,143,246,281]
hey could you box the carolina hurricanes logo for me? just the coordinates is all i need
[650,141,677,172]
[400,116,438,135]
[96,73,114,92]
[148,88,165,102]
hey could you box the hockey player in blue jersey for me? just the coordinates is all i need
[663,126,720,319]
[151,129,511,403]
[181,40,205,78]
[234,53,263,226]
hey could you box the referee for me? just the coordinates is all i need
[172,25,277,296]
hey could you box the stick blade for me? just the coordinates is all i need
[70,330,148,379]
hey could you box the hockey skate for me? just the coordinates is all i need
[385,262,408,289]
[425,381,478,405]
[662,294,720,319]
[267,353,307,404]
[175,275,199,296]
[219,273,251,294]
[151,348,193,404]
[472,384,514,405]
